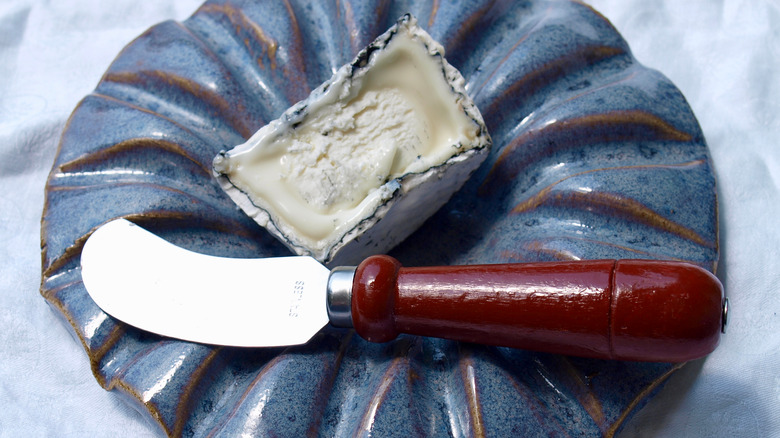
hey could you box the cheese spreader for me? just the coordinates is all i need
[80,219,727,362]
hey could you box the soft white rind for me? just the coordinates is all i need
[214,15,491,266]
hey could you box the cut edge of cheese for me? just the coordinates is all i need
[213,14,491,266]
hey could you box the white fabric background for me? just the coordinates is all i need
[1,1,777,436]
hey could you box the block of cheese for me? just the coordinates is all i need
[213,14,491,266]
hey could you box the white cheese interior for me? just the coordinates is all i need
[214,25,481,252]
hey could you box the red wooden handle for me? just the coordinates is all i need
[351,255,725,362]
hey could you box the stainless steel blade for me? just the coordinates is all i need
[80,219,330,347]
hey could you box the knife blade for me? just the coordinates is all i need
[80,219,727,362]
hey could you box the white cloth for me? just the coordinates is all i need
[0,1,777,436]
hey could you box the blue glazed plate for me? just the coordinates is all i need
[41,1,718,436]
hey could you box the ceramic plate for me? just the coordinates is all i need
[41,1,718,436]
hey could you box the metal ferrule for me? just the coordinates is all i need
[326,266,356,328]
